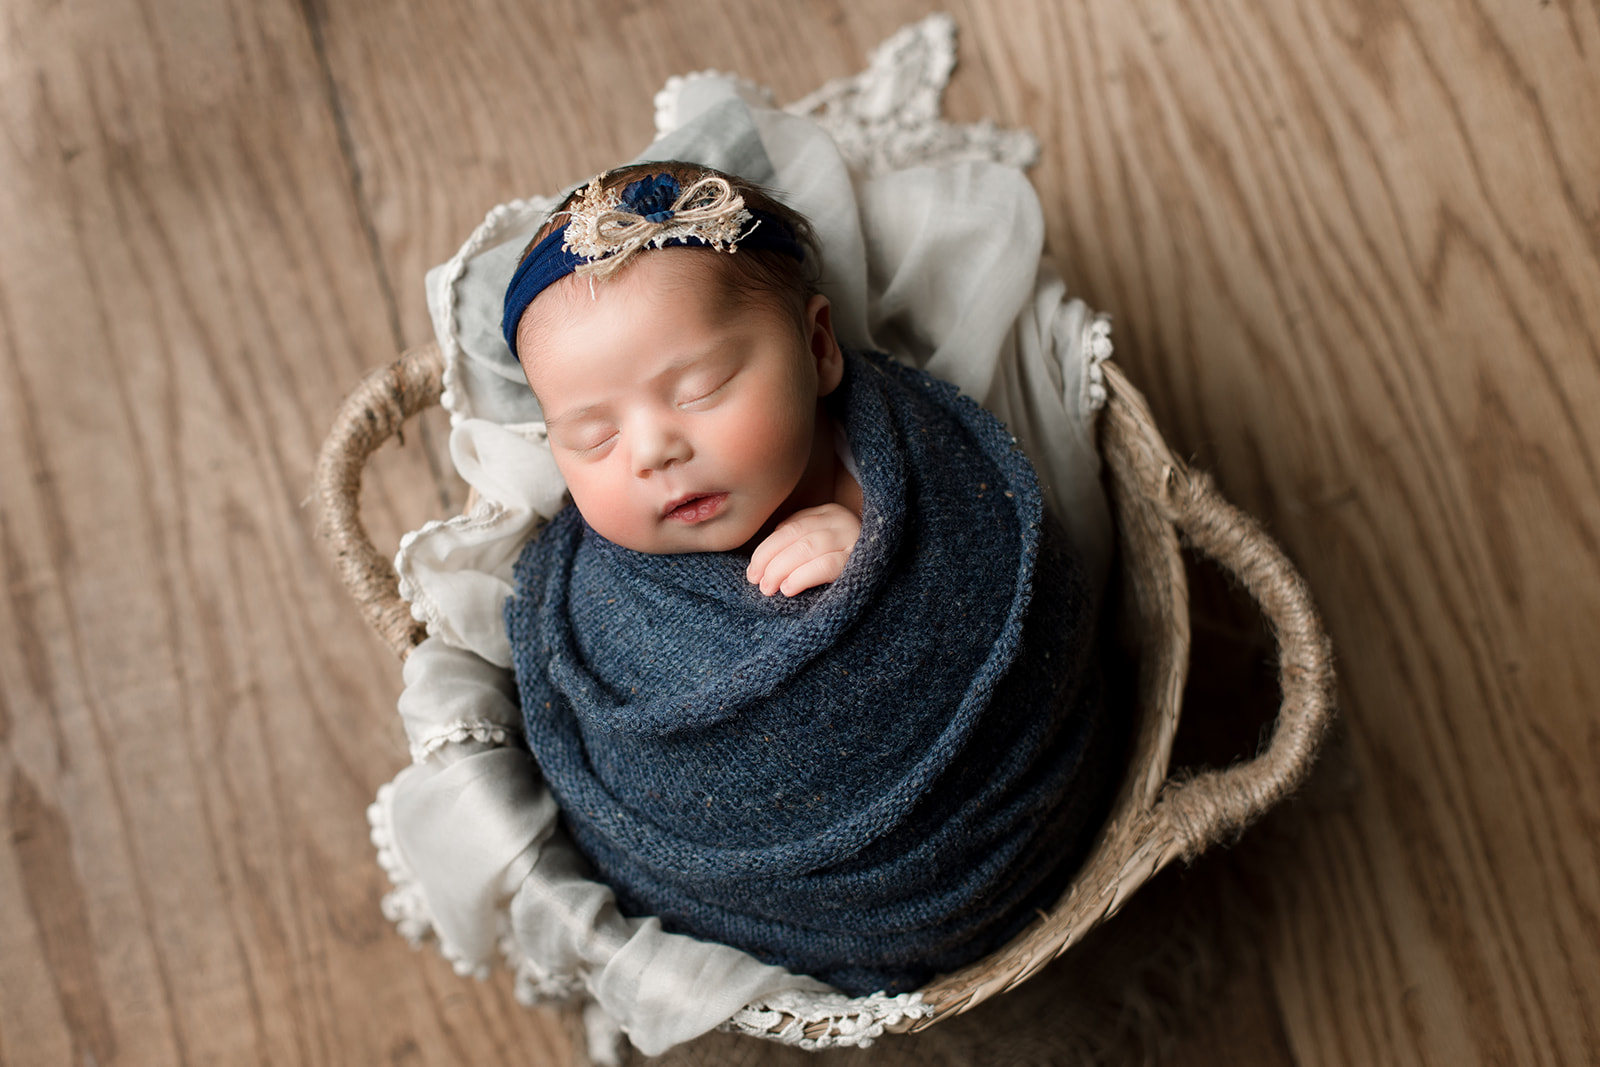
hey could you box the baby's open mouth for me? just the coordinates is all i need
[663,493,727,523]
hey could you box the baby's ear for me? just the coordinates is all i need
[806,295,844,396]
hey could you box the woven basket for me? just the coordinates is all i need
[313,340,1334,1040]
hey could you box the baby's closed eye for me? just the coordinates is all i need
[676,370,736,409]
[553,424,618,455]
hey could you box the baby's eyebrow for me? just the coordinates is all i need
[647,341,737,384]
[541,405,600,429]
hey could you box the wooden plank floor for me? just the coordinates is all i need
[2,1,1596,1063]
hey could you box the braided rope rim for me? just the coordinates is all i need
[312,343,445,658]
[311,344,1335,1036]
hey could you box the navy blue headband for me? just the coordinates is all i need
[500,201,805,356]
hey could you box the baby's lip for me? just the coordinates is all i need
[662,492,727,522]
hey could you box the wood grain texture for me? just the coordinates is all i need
[976,5,1600,1065]
[1,0,1596,1064]
[0,0,566,1062]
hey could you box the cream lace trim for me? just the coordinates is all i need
[407,721,516,764]
[392,493,526,644]
[720,988,932,1050]
[371,778,583,999]
[653,71,775,137]
[1084,311,1114,411]
[368,782,490,978]
[502,929,587,1005]
[431,197,557,425]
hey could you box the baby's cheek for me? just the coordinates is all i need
[745,402,811,473]
[565,472,631,540]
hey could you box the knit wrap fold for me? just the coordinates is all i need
[506,351,1117,995]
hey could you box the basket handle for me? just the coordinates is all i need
[312,341,447,659]
[1100,360,1335,863]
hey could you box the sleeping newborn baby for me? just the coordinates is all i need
[500,161,1118,995]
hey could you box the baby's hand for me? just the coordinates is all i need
[746,504,861,597]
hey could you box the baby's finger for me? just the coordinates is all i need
[746,506,854,581]
[746,522,804,581]
[776,549,851,597]
[756,529,854,595]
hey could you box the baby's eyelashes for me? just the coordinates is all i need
[555,429,618,456]
[676,373,734,409]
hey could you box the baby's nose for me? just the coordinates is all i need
[633,424,692,475]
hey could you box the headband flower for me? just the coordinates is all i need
[562,173,754,281]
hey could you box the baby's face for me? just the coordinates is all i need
[517,250,841,555]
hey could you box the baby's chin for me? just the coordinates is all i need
[590,518,764,556]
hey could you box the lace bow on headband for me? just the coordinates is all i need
[564,174,752,281]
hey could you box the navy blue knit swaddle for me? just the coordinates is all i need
[506,350,1116,995]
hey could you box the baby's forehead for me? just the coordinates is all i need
[527,248,720,319]
[520,257,790,399]
[517,249,783,361]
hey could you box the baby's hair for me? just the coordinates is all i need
[517,161,821,329]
